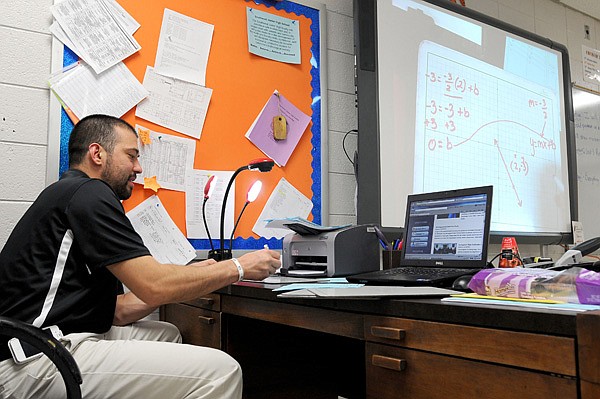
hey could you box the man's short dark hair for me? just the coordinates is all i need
[68,115,137,166]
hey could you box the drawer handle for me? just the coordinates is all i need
[198,297,215,306]
[371,326,406,341]
[372,355,407,372]
[198,316,216,325]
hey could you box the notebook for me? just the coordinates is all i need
[347,185,493,287]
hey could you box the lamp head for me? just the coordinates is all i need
[204,175,217,199]
[246,180,263,203]
[247,157,275,172]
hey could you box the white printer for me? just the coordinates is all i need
[281,225,380,277]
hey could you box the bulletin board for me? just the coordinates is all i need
[573,86,600,239]
[56,0,326,251]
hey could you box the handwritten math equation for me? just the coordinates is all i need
[421,64,557,207]
[425,72,479,99]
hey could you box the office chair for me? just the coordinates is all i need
[0,317,82,399]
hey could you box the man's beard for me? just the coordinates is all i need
[101,157,135,200]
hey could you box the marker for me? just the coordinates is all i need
[54,97,79,124]
[62,106,79,124]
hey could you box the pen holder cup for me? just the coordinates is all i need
[382,250,402,270]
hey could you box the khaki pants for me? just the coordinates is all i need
[0,320,242,398]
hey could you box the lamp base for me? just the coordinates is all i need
[208,249,232,261]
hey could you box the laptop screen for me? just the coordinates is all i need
[401,186,493,268]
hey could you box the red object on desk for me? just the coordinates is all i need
[499,236,522,268]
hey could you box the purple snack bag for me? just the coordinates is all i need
[576,269,600,305]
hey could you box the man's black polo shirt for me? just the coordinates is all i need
[0,169,150,361]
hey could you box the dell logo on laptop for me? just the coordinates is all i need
[435,261,444,266]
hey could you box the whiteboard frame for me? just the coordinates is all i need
[354,0,578,245]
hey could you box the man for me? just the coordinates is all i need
[0,115,281,398]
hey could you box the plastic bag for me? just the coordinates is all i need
[468,267,600,304]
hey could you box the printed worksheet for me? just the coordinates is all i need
[252,177,313,239]
[133,125,196,192]
[247,7,301,64]
[154,8,214,85]
[126,195,196,265]
[49,62,148,119]
[105,0,140,35]
[185,169,235,240]
[136,66,212,139]
[51,0,141,74]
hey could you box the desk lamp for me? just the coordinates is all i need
[209,158,275,260]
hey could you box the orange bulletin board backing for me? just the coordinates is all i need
[58,0,325,251]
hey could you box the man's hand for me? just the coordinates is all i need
[237,249,281,281]
[114,292,157,326]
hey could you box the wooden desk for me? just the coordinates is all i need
[161,282,600,399]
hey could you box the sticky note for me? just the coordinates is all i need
[138,128,152,145]
[144,176,161,192]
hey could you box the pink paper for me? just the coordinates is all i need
[245,91,311,166]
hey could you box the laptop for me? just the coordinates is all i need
[347,185,493,287]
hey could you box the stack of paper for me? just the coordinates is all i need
[48,62,148,120]
[278,286,461,298]
[252,182,314,239]
[50,0,141,74]
[264,217,350,235]
[441,293,600,312]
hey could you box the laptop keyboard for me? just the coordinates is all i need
[381,267,474,277]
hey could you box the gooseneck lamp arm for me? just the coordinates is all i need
[230,201,250,253]
[213,158,274,261]
[202,198,214,251]
[217,166,246,260]
[202,175,217,252]
[229,180,262,253]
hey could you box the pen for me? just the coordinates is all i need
[373,225,390,250]
[264,244,269,250]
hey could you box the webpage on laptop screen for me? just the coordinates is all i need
[404,194,487,261]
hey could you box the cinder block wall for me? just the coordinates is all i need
[1,0,599,261]
[0,0,54,246]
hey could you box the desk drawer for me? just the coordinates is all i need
[183,293,221,311]
[366,342,576,399]
[162,303,221,349]
[365,315,575,376]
